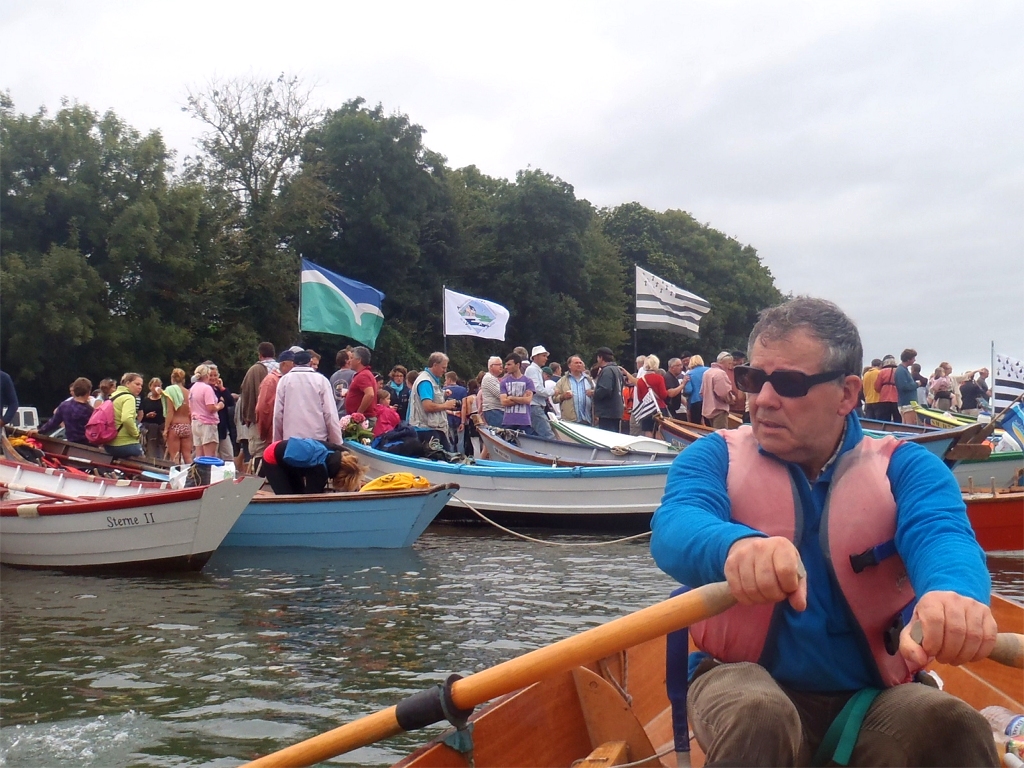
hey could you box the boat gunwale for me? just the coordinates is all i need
[345,442,672,477]
[0,484,208,516]
[247,483,459,505]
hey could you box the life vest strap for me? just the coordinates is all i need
[849,539,898,574]
[811,687,882,767]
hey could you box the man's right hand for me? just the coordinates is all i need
[724,536,807,611]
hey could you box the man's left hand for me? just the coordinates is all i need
[898,590,997,668]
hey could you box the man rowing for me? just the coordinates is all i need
[651,296,997,766]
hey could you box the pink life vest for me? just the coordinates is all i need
[690,426,919,687]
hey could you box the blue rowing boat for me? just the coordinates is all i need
[221,484,458,548]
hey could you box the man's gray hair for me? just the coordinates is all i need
[427,352,449,367]
[716,352,733,363]
[748,297,862,375]
[667,357,682,368]
[487,356,502,366]
[352,346,372,366]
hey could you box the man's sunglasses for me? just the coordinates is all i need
[734,365,847,398]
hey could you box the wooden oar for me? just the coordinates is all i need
[911,623,1024,669]
[0,481,80,503]
[242,581,738,768]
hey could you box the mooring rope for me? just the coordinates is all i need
[570,742,677,768]
[452,494,652,547]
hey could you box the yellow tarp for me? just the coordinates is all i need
[360,473,431,492]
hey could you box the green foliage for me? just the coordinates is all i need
[1,83,783,412]
[0,96,269,402]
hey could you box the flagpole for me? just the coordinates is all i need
[442,284,448,356]
[990,340,996,416]
[297,256,303,343]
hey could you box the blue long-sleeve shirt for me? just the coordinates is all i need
[683,366,708,403]
[895,365,918,407]
[0,371,18,425]
[650,412,989,691]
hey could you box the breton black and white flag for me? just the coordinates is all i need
[993,353,1024,410]
[635,265,711,338]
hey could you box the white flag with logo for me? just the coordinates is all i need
[443,288,510,341]
[635,265,711,338]
[993,353,1024,410]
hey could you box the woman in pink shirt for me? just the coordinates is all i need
[189,364,223,457]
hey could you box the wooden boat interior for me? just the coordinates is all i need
[396,595,1024,768]
[5,426,175,473]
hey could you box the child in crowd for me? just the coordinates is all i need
[372,388,401,436]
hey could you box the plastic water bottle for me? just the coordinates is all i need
[982,706,1024,737]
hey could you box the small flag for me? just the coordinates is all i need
[300,259,385,348]
[997,402,1024,450]
[443,288,510,341]
[635,265,711,338]
[993,353,1024,410]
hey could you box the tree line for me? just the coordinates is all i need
[1,76,783,410]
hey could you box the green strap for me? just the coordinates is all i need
[811,688,882,767]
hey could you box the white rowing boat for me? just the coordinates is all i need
[344,441,669,529]
[0,460,261,571]
[550,418,677,455]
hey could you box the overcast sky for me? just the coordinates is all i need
[4,1,1021,372]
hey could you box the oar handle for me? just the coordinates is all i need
[910,623,1023,669]
[242,582,737,768]
[991,633,1024,669]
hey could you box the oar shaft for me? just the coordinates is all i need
[0,481,78,502]
[244,706,401,768]
[450,581,735,709]
[242,582,737,768]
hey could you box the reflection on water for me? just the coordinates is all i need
[0,527,1020,767]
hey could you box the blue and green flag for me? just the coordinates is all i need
[299,259,385,348]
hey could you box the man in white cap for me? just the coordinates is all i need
[524,345,555,439]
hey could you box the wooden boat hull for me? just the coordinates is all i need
[478,426,675,468]
[965,490,1024,552]
[395,595,1024,767]
[221,484,458,548]
[550,419,676,455]
[0,475,262,571]
[859,417,939,434]
[344,442,669,530]
[914,406,976,430]
[654,416,714,449]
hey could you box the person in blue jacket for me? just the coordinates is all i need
[259,438,363,494]
[681,356,707,424]
[650,297,996,766]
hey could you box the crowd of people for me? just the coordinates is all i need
[861,351,993,425]
[8,337,995,471]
